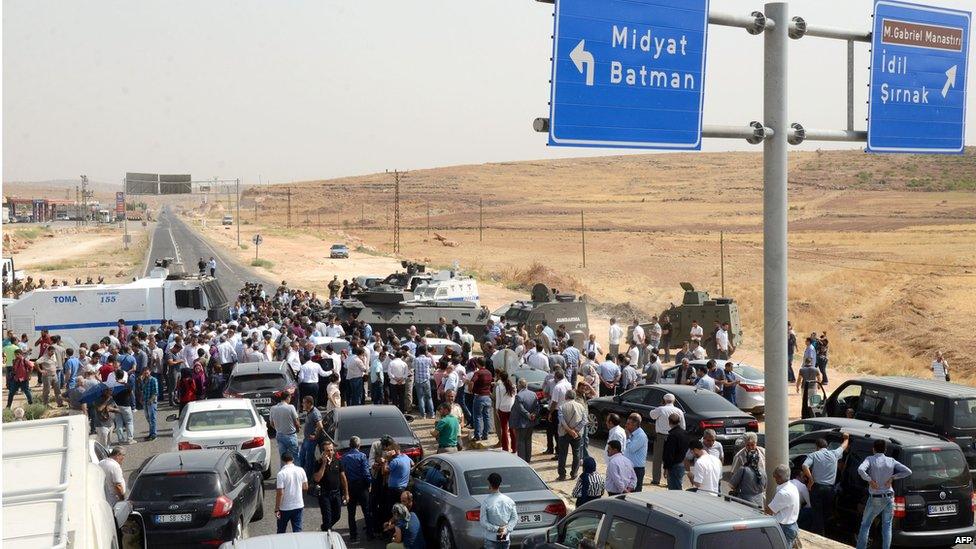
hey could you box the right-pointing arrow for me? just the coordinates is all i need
[942,65,958,99]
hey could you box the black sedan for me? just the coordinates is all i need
[222,361,298,431]
[327,404,424,462]
[128,450,264,547]
[586,384,758,461]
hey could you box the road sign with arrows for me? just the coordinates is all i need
[546,0,710,150]
[867,0,970,153]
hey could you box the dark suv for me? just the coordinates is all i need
[128,450,264,547]
[790,424,975,547]
[223,361,298,423]
[524,490,789,548]
[812,376,976,473]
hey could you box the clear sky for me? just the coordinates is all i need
[3,0,974,184]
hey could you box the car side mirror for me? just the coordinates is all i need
[113,502,147,549]
[251,461,264,472]
[165,414,178,422]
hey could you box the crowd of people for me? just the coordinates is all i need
[2,277,931,549]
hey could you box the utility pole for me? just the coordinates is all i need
[360,203,365,230]
[236,178,241,248]
[392,170,401,254]
[254,200,258,224]
[720,231,725,296]
[479,197,483,243]
[80,175,89,225]
[286,187,292,228]
[580,210,586,268]
[75,185,80,227]
[426,200,431,237]
[317,210,321,228]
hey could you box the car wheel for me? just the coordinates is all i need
[587,411,603,437]
[251,499,264,522]
[438,520,456,549]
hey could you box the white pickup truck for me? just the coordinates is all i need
[2,415,147,549]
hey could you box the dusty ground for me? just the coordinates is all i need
[180,148,976,386]
[4,222,151,285]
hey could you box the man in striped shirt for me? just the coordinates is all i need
[413,346,435,419]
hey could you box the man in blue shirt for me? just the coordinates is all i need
[479,472,518,549]
[802,433,849,535]
[63,349,82,390]
[385,445,412,524]
[118,347,136,372]
[139,368,158,440]
[855,439,912,549]
[340,436,373,542]
[623,412,649,492]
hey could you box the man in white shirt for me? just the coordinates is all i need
[275,452,308,533]
[931,351,949,381]
[608,318,623,358]
[605,413,628,457]
[550,369,573,407]
[690,440,722,495]
[387,352,410,411]
[715,326,730,359]
[297,359,329,406]
[630,319,645,349]
[217,336,237,372]
[525,343,550,372]
[99,447,126,505]
[324,320,345,338]
[694,366,718,392]
[689,320,704,344]
[648,393,685,485]
[766,464,801,546]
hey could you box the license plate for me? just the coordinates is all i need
[519,513,543,524]
[251,398,272,405]
[727,427,745,434]
[155,513,192,524]
[210,445,238,450]
[928,503,956,516]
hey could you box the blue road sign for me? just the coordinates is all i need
[868,0,970,153]
[547,0,710,150]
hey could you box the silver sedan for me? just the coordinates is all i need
[409,450,567,549]
[662,359,766,415]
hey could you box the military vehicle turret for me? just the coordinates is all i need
[658,282,742,353]
[491,283,589,343]
[330,284,489,340]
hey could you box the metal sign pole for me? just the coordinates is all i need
[763,1,789,500]
[236,178,241,248]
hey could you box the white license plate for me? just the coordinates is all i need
[251,398,272,405]
[727,427,745,434]
[928,503,956,516]
[210,445,238,450]
[155,513,192,524]
[519,513,543,524]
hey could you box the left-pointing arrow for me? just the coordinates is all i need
[570,39,595,86]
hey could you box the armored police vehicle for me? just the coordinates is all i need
[3,266,229,352]
[492,283,589,343]
[330,285,490,340]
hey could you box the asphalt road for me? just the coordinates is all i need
[127,207,384,546]
[145,207,274,298]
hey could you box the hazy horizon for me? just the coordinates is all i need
[4,0,974,185]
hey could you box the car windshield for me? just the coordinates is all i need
[951,399,976,429]
[337,416,409,443]
[734,364,763,381]
[904,449,969,490]
[227,373,287,393]
[697,527,782,549]
[681,389,745,413]
[513,369,548,384]
[465,466,546,496]
[187,409,255,431]
[130,473,221,501]
[331,245,345,250]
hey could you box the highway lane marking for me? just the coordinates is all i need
[171,216,247,286]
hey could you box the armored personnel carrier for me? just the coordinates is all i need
[491,283,589,343]
[657,282,742,352]
[330,284,489,340]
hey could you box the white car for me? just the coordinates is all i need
[661,359,766,415]
[423,337,462,362]
[168,398,272,479]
